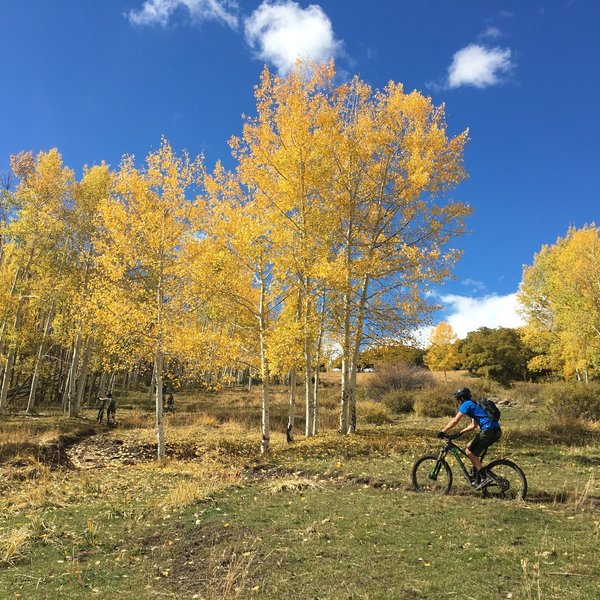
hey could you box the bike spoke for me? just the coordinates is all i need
[412,455,452,495]
[482,460,527,500]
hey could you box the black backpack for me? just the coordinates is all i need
[476,398,501,422]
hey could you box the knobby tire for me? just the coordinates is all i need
[482,458,527,500]
[412,454,453,495]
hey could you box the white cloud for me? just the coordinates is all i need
[461,278,487,293]
[440,292,524,339]
[447,43,513,89]
[413,292,524,348]
[244,1,342,75]
[128,0,238,29]
[480,26,502,40]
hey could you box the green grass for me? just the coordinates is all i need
[1,391,599,599]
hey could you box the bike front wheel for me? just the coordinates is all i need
[482,459,527,500]
[412,454,453,495]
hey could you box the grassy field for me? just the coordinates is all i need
[1,380,599,599]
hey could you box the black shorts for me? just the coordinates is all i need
[467,428,501,457]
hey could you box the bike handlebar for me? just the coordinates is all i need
[439,432,462,440]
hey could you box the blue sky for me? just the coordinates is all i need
[2,0,598,338]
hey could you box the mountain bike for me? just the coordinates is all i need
[411,432,527,500]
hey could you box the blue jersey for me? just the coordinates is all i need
[458,400,500,431]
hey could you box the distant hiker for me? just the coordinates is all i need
[97,396,108,424]
[166,392,174,412]
[106,392,116,425]
[162,383,168,402]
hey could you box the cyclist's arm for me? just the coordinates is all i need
[460,418,477,435]
[440,411,466,433]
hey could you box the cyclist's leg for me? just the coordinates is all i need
[465,434,485,471]
[469,428,502,482]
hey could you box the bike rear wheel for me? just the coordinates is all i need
[482,459,527,500]
[412,454,452,495]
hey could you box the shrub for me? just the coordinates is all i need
[539,382,600,421]
[413,387,456,418]
[358,400,393,425]
[318,388,339,410]
[367,363,434,400]
[504,382,545,405]
[545,416,591,438]
[381,389,414,414]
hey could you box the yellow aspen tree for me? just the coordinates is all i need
[95,139,203,459]
[231,62,339,438]
[0,150,74,415]
[519,225,600,381]
[328,76,470,433]
[57,164,112,417]
[424,322,460,384]
[202,164,284,453]
[178,230,255,392]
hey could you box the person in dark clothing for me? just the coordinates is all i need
[106,392,116,425]
[437,387,502,489]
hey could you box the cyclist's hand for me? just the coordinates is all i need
[436,431,446,439]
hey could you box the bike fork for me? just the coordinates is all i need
[429,451,447,479]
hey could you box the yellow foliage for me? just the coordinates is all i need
[519,225,600,379]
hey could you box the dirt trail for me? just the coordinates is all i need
[67,435,155,468]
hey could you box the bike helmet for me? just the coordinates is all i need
[453,387,472,401]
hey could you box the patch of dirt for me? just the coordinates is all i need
[67,437,200,468]
[139,519,264,598]
[243,461,406,491]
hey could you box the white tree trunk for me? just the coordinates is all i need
[76,337,93,407]
[27,308,55,413]
[0,306,23,414]
[312,294,326,435]
[304,340,314,438]
[259,278,270,454]
[287,368,296,442]
[155,349,165,460]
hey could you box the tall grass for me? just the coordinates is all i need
[0,526,31,566]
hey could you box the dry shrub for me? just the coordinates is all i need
[0,423,39,446]
[505,382,545,405]
[381,389,414,414]
[317,408,340,431]
[358,400,393,425]
[168,413,219,428]
[545,416,591,439]
[118,409,154,430]
[0,525,31,566]
[162,475,235,510]
[204,545,256,600]
[318,388,339,410]
[540,382,600,421]
[367,364,433,401]
[4,455,50,482]
[413,387,455,418]
[264,477,322,494]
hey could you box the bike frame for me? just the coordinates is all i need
[433,439,487,483]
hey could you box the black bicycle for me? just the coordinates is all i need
[412,432,527,500]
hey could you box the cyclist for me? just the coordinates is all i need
[437,387,501,488]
